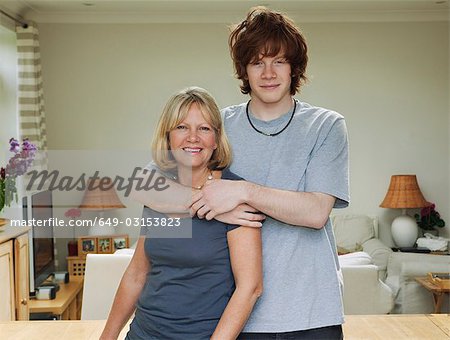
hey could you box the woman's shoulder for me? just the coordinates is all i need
[221,168,244,181]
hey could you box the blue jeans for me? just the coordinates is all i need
[238,325,343,340]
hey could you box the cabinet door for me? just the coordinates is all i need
[15,233,30,320]
[0,241,15,321]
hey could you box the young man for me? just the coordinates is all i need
[191,7,349,339]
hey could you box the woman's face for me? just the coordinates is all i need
[168,102,217,171]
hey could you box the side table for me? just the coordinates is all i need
[415,276,450,313]
[29,276,84,320]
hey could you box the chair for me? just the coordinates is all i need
[385,252,450,313]
[332,214,394,314]
[81,253,132,320]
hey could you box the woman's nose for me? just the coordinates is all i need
[187,130,199,142]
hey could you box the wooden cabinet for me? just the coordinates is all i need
[15,233,30,320]
[0,240,15,320]
[0,225,30,321]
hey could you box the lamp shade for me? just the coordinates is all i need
[79,177,126,211]
[380,175,431,209]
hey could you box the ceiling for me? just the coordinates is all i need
[0,0,449,24]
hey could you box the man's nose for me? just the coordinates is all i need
[262,64,276,79]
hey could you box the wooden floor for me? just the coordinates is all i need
[0,314,448,339]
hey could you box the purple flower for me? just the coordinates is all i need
[3,139,38,178]
[9,138,20,153]
[420,205,431,218]
[22,139,37,151]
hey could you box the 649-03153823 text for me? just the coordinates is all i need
[10,217,182,228]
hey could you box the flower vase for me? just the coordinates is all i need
[68,240,78,256]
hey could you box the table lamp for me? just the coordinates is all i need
[380,175,431,247]
[79,177,126,235]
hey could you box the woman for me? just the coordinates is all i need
[100,87,263,340]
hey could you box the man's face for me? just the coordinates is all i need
[245,53,292,108]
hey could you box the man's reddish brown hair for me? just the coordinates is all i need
[229,6,308,95]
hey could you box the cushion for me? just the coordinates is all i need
[337,244,363,255]
[338,251,374,266]
[332,215,375,252]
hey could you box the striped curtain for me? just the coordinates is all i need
[16,22,48,190]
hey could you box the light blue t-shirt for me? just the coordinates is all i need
[222,100,350,332]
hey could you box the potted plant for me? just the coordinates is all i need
[415,203,446,235]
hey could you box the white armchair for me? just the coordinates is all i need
[332,214,392,279]
[332,214,394,314]
[340,264,394,314]
[384,252,450,314]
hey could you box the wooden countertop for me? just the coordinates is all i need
[0,225,31,243]
[0,314,449,340]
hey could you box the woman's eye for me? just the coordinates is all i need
[200,126,211,132]
[176,125,187,130]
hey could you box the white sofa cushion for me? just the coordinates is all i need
[339,251,373,266]
[333,215,375,252]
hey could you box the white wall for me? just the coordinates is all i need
[37,21,449,249]
[0,24,18,161]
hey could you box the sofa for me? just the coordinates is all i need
[331,214,394,314]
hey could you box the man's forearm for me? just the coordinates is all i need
[242,182,335,229]
[129,171,193,214]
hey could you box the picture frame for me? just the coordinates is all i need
[76,234,129,257]
[78,237,97,257]
[112,235,129,252]
[97,237,112,254]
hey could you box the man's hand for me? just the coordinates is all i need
[190,179,248,220]
[215,204,265,228]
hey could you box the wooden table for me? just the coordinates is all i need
[342,314,449,339]
[415,276,450,313]
[0,314,449,339]
[29,276,84,320]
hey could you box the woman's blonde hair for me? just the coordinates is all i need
[151,87,232,171]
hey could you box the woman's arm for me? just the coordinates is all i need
[100,237,150,340]
[211,227,263,339]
